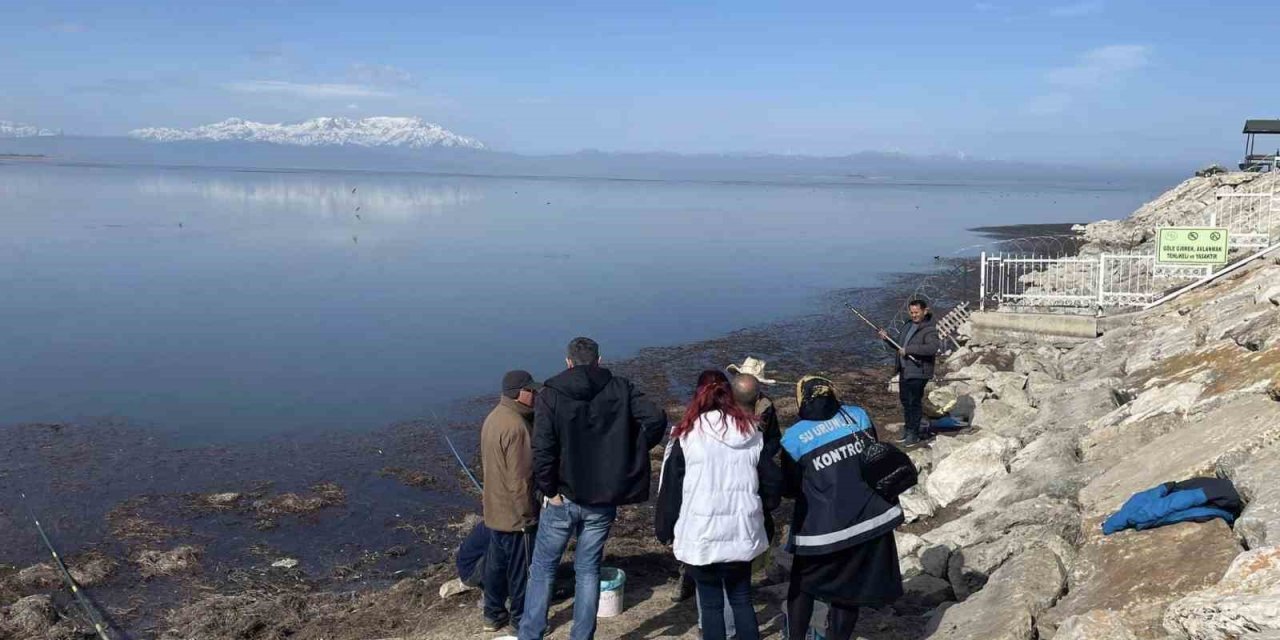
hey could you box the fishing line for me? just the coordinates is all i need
[429,412,482,493]
[19,492,115,640]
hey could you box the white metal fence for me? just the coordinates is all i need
[978,252,1205,311]
[980,175,1277,311]
[1204,180,1276,248]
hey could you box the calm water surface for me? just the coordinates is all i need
[0,162,1160,442]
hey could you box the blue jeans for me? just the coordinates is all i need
[692,562,759,640]
[518,498,617,640]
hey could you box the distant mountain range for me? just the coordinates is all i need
[0,115,1179,184]
[0,120,60,138]
[130,116,485,150]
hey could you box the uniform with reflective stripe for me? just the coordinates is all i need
[781,405,904,556]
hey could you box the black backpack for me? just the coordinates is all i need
[839,408,919,500]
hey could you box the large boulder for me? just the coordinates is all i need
[1059,325,1141,379]
[1079,412,1188,464]
[1121,317,1200,375]
[965,461,1096,516]
[948,531,1076,601]
[1121,382,1204,425]
[900,486,938,523]
[1125,341,1280,413]
[1226,444,1280,549]
[969,430,1100,511]
[985,371,1031,407]
[896,531,925,558]
[1225,310,1280,353]
[925,436,1019,507]
[1025,371,1058,406]
[1052,610,1140,640]
[1013,347,1063,379]
[924,547,1066,640]
[1079,394,1280,520]
[903,574,955,609]
[951,362,997,384]
[971,399,1037,438]
[923,496,1081,551]
[1021,376,1121,442]
[1038,520,1242,638]
[1163,545,1280,640]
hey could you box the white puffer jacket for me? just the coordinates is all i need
[659,411,770,566]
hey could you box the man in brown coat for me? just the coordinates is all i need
[480,370,541,632]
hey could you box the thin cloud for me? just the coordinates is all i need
[973,3,997,11]
[1027,44,1151,115]
[1046,44,1150,88]
[1049,1,1104,17]
[223,80,393,99]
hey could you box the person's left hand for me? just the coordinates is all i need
[899,348,906,356]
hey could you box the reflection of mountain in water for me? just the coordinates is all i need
[135,174,482,221]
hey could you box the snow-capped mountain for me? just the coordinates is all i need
[129,116,485,149]
[0,120,59,138]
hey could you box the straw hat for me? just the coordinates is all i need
[726,357,778,385]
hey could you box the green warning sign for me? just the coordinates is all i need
[1157,227,1229,265]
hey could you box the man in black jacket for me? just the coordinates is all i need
[518,337,667,640]
[880,299,940,446]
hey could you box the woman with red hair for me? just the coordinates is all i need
[656,370,782,640]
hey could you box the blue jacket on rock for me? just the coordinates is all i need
[1102,477,1243,535]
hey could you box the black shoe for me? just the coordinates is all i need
[897,433,922,447]
[482,617,509,632]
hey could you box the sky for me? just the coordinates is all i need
[3,0,1279,165]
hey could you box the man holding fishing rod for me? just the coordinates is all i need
[878,300,940,446]
[849,300,940,446]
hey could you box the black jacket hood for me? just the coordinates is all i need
[545,365,615,401]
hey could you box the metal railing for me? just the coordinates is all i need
[978,251,1209,311]
[980,253,1101,309]
[1204,179,1276,248]
[979,173,1279,312]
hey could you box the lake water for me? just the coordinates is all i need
[0,162,1161,442]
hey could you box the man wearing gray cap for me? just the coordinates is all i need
[480,369,542,632]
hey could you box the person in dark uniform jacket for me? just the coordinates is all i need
[780,376,904,640]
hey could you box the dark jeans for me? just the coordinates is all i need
[691,562,759,640]
[899,377,928,438]
[785,584,859,640]
[484,529,534,628]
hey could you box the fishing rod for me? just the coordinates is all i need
[429,412,483,493]
[19,492,115,640]
[844,303,921,364]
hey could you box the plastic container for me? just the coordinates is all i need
[597,567,626,617]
